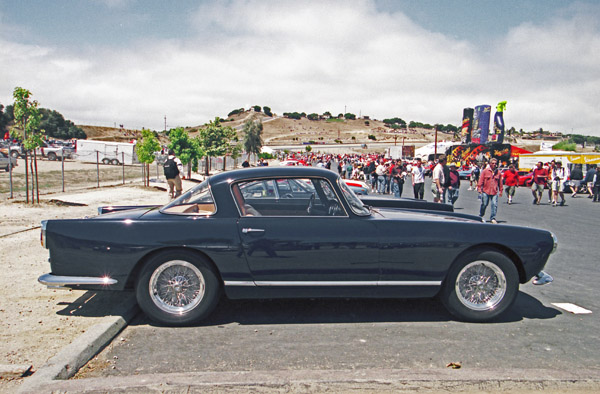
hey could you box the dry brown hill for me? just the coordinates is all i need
[78,110,458,146]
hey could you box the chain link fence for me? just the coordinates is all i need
[1,152,259,200]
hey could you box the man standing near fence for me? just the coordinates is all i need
[164,149,184,199]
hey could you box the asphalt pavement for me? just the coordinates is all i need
[22,179,600,392]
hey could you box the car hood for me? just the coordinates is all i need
[373,207,483,223]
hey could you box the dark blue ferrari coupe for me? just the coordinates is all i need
[39,167,556,325]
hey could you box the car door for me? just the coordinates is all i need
[234,177,379,285]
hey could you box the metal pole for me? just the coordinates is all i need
[61,147,65,192]
[8,150,13,199]
[122,152,125,184]
[141,161,145,186]
[96,151,100,188]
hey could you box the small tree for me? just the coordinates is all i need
[263,106,272,116]
[12,87,44,203]
[198,117,237,175]
[168,127,204,178]
[136,129,161,186]
[242,118,263,163]
[305,145,312,152]
[344,113,356,120]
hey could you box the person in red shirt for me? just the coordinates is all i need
[531,161,549,205]
[477,158,503,223]
[502,165,520,205]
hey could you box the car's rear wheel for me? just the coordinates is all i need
[135,250,221,326]
[441,250,518,322]
[111,159,120,165]
[47,152,57,161]
[102,158,111,165]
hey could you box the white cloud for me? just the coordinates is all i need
[0,0,598,136]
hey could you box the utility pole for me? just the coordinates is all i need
[164,115,167,132]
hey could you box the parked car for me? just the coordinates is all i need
[279,160,307,166]
[458,167,474,179]
[38,167,556,326]
[0,151,18,171]
[343,179,370,195]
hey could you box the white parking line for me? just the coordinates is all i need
[552,303,592,314]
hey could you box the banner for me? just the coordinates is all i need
[446,143,512,165]
[461,108,474,144]
[493,101,507,143]
[472,105,491,144]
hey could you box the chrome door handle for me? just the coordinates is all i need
[242,228,265,234]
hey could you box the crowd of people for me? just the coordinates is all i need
[277,151,600,224]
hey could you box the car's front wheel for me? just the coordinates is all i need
[441,250,518,322]
[135,250,221,326]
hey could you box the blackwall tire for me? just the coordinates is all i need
[48,152,57,161]
[441,250,519,322]
[135,250,221,326]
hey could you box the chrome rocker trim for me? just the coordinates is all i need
[224,280,441,287]
[38,273,118,289]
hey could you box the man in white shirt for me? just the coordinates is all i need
[411,158,425,199]
[431,155,446,203]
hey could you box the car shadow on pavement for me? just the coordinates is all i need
[56,291,135,317]
[128,291,561,327]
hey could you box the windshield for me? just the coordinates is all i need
[338,179,370,216]
[160,180,216,215]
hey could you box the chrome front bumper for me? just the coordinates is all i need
[38,273,118,289]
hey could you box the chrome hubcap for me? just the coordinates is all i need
[456,261,506,311]
[149,260,205,314]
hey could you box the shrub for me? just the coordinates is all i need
[368,134,376,141]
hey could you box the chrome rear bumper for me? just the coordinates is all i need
[38,273,118,289]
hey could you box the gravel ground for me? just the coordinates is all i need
[0,178,197,392]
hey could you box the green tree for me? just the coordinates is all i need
[12,87,44,203]
[198,117,237,175]
[242,118,263,163]
[253,105,261,112]
[263,106,272,116]
[136,129,161,186]
[167,127,204,178]
[39,108,86,140]
[307,113,319,121]
[305,145,312,152]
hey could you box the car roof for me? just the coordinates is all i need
[209,166,338,187]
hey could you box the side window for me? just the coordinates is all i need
[233,177,346,217]
[239,180,276,199]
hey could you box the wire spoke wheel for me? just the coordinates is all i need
[149,260,205,314]
[455,261,506,311]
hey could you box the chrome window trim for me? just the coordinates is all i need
[230,176,349,218]
[224,280,441,287]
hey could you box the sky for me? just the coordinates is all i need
[1,0,599,136]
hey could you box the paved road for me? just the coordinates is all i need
[76,179,599,381]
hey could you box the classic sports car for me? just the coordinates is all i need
[39,167,556,325]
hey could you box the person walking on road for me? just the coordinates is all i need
[502,164,520,205]
[411,158,425,199]
[477,158,503,223]
[164,149,184,199]
[592,166,600,202]
[447,163,461,206]
[431,155,446,203]
[551,161,568,206]
[531,161,549,205]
